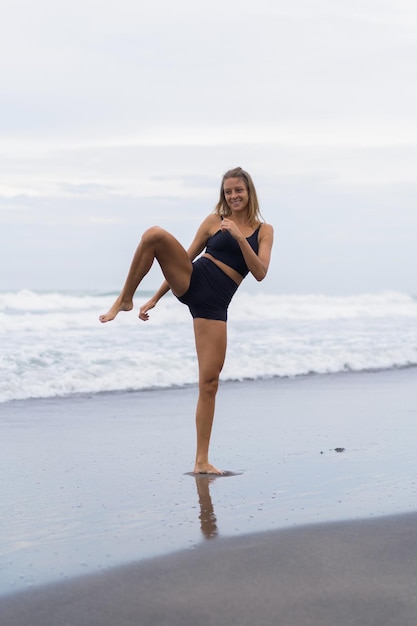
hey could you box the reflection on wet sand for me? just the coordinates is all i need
[194,475,219,539]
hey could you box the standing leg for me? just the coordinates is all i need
[193,318,227,474]
[100,226,192,322]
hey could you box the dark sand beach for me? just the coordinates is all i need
[2,513,417,626]
[1,368,417,623]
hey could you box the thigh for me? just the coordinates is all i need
[193,319,227,380]
[153,228,193,297]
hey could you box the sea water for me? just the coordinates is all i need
[2,289,417,594]
[1,289,417,403]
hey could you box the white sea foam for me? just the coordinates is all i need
[1,289,416,403]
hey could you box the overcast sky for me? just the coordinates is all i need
[1,0,416,295]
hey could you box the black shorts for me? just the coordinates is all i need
[177,257,239,322]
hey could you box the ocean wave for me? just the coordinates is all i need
[0,290,416,403]
[230,290,417,321]
[1,288,416,317]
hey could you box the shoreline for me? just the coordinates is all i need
[2,363,416,407]
[1,367,417,597]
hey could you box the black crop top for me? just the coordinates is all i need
[204,225,261,277]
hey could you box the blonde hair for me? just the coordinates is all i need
[214,167,263,227]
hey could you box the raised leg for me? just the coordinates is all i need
[99,226,192,322]
[192,318,227,474]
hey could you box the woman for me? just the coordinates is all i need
[100,167,274,474]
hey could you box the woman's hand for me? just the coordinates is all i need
[220,218,244,242]
[139,298,157,321]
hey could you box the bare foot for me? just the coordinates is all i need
[99,296,133,323]
[193,462,224,475]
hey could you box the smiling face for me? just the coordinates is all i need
[223,177,249,213]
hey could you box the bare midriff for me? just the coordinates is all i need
[202,253,244,286]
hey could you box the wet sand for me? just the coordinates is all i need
[1,512,417,625]
[1,368,417,621]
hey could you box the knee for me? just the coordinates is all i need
[199,375,220,399]
[142,226,167,244]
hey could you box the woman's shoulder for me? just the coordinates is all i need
[194,213,222,240]
[208,212,222,222]
[204,213,223,232]
[258,221,274,234]
[258,222,274,242]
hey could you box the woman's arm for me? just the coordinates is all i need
[221,219,274,281]
[185,213,220,261]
